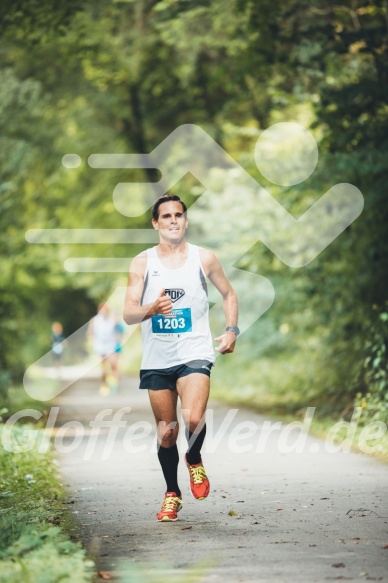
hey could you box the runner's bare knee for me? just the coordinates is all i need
[157,420,179,447]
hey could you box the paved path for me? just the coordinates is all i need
[54,372,388,583]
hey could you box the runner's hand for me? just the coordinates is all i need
[214,331,236,354]
[152,289,173,315]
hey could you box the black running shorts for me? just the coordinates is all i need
[139,359,213,390]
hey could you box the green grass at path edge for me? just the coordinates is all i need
[0,401,95,583]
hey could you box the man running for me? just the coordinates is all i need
[87,303,120,395]
[123,194,239,522]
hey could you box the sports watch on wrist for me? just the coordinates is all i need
[225,326,240,337]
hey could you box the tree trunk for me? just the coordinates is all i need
[123,84,161,189]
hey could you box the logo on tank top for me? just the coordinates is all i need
[165,288,185,303]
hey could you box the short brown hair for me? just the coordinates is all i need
[152,194,187,221]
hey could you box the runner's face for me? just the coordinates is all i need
[152,201,188,242]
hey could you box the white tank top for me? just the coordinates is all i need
[93,314,116,355]
[140,244,215,369]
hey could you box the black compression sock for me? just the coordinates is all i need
[157,443,181,497]
[186,424,206,465]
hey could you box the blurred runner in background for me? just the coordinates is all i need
[51,321,65,370]
[113,317,125,387]
[88,303,122,395]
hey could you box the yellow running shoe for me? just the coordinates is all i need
[99,383,110,395]
[157,492,183,522]
[185,454,210,500]
[107,375,119,394]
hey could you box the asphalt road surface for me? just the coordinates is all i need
[53,370,388,583]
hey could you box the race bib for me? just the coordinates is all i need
[151,308,192,334]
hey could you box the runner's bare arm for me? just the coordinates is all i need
[123,254,173,325]
[199,248,238,354]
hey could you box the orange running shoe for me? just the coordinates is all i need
[157,492,183,522]
[185,454,210,500]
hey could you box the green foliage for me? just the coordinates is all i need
[0,422,94,582]
[0,0,387,422]
[0,524,94,583]
[0,430,59,517]
[355,310,388,424]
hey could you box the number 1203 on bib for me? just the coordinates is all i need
[151,308,192,334]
